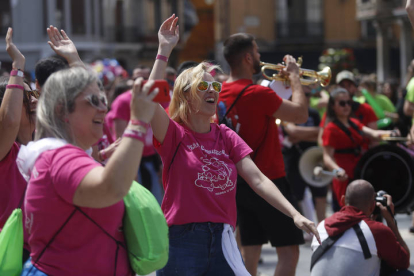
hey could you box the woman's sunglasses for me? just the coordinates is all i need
[197,81,222,93]
[338,100,352,107]
[24,89,40,100]
[85,93,108,110]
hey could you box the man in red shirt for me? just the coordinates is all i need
[219,33,309,276]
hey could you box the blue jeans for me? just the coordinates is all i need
[157,223,236,276]
[21,258,48,276]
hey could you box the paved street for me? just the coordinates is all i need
[141,211,414,276]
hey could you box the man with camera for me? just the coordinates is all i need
[310,180,411,276]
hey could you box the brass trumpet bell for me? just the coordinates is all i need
[260,59,332,87]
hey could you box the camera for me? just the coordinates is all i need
[373,190,387,215]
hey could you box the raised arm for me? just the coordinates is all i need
[273,56,308,123]
[0,28,25,161]
[47,26,85,68]
[149,14,179,144]
[73,79,159,208]
[236,156,321,244]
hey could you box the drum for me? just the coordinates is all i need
[354,144,414,213]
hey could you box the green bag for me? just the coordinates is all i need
[0,209,23,276]
[123,181,169,275]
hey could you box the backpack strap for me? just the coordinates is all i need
[352,223,372,259]
[332,119,362,155]
[219,84,253,125]
[310,231,344,271]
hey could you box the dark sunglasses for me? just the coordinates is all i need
[85,93,108,110]
[338,100,352,107]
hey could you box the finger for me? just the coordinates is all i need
[147,88,160,101]
[57,28,64,40]
[61,29,70,40]
[142,80,155,96]
[132,78,144,96]
[5,27,12,44]
[52,27,61,42]
[175,24,180,37]
[161,14,175,30]
[171,17,179,31]
[47,27,56,44]
[47,41,57,51]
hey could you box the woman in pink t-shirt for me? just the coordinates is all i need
[148,15,320,276]
[0,28,39,262]
[17,64,159,275]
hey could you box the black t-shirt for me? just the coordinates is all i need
[282,107,320,163]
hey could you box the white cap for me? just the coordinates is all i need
[336,70,355,85]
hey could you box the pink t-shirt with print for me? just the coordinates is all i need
[154,119,252,229]
[106,91,156,156]
[25,145,133,276]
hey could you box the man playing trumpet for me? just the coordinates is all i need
[219,33,310,276]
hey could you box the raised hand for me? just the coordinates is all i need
[5,28,25,70]
[47,25,83,67]
[293,213,321,245]
[130,78,159,123]
[158,14,179,53]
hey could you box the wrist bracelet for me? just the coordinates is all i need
[156,54,168,62]
[130,119,150,128]
[10,69,24,78]
[123,128,146,143]
[99,149,108,161]
[6,84,25,90]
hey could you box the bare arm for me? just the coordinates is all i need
[361,126,393,140]
[322,145,347,181]
[0,28,25,161]
[236,156,321,243]
[73,80,158,208]
[148,15,179,144]
[407,0,414,29]
[47,26,85,68]
[403,100,414,117]
[284,124,319,143]
[273,56,308,123]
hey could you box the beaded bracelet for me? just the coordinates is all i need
[6,84,25,90]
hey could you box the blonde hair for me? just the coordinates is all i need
[169,62,221,126]
[35,67,97,144]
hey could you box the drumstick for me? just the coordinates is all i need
[313,166,337,177]
[381,136,410,142]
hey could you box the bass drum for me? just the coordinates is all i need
[354,144,414,213]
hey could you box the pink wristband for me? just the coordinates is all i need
[123,129,145,143]
[6,84,25,90]
[10,70,24,77]
[156,54,169,62]
[130,119,150,128]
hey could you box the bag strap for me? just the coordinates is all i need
[310,231,344,271]
[352,223,372,259]
[219,84,253,125]
[332,119,362,144]
[26,206,141,276]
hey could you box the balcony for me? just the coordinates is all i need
[356,0,406,20]
[276,21,324,44]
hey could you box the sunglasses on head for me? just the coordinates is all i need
[85,93,108,110]
[338,100,352,107]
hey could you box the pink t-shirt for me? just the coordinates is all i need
[154,119,252,228]
[0,143,27,233]
[106,91,156,156]
[25,145,133,276]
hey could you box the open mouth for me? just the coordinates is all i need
[93,119,104,124]
[205,97,215,104]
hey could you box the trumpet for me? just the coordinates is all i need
[260,57,332,87]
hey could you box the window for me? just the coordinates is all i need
[71,0,86,34]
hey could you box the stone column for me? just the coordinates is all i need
[63,0,71,36]
[85,0,92,39]
[373,20,390,83]
[93,0,101,40]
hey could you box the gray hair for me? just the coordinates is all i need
[35,67,97,143]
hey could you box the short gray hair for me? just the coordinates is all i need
[35,67,97,143]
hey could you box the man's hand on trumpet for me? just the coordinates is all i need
[278,55,300,80]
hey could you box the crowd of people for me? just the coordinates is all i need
[2,5,414,276]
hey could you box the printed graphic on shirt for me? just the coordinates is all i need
[195,156,233,192]
[217,101,241,133]
[25,212,33,234]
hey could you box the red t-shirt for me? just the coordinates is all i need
[322,118,364,205]
[219,79,284,179]
[319,103,378,128]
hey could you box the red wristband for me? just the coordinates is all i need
[156,54,168,62]
[6,84,25,90]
